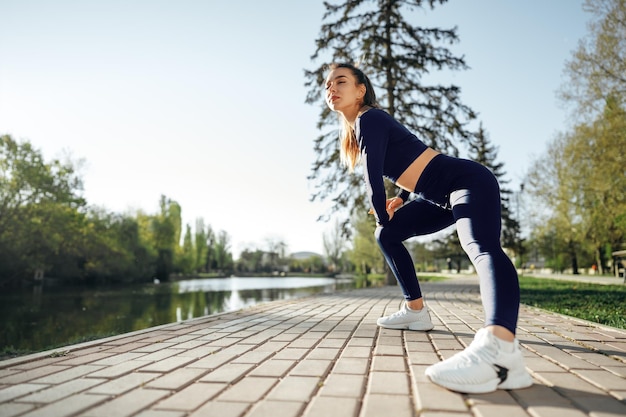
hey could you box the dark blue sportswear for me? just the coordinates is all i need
[357,108,520,334]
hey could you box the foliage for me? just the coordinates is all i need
[519,276,626,329]
[525,0,626,272]
[323,219,348,273]
[0,135,240,285]
[0,135,86,283]
[559,0,626,119]
[347,212,385,275]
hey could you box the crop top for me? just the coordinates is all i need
[355,108,428,226]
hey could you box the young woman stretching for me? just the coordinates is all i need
[324,63,532,394]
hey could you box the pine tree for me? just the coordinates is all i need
[304,0,476,227]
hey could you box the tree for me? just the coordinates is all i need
[323,219,348,273]
[565,97,626,272]
[559,0,626,119]
[237,248,264,273]
[304,0,476,229]
[526,133,584,274]
[526,0,626,273]
[151,195,182,281]
[194,218,208,273]
[214,230,233,273]
[348,212,385,276]
[264,236,289,272]
[80,210,155,282]
[178,224,195,274]
[0,135,86,283]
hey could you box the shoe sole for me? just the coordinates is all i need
[425,369,533,394]
[377,322,434,331]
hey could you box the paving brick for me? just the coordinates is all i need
[217,377,277,403]
[0,365,71,385]
[0,383,48,403]
[188,400,249,417]
[88,371,161,395]
[340,346,372,358]
[303,396,359,417]
[287,338,320,349]
[572,368,626,391]
[513,384,589,417]
[331,357,370,375]
[16,377,103,403]
[253,341,289,352]
[412,378,468,412]
[200,363,254,383]
[86,359,147,378]
[318,373,365,397]
[289,359,333,377]
[246,400,303,417]
[174,345,222,358]
[305,348,340,360]
[346,337,375,348]
[248,359,295,377]
[368,371,410,395]
[134,410,186,417]
[265,376,320,402]
[154,382,226,411]
[361,393,413,417]
[372,352,408,371]
[272,348,308,361]
[139,356,196,373]
[92,352,148,365]
[80,387,169,417]
[17,393,107,417]
[8,357,68,370]
[0,402,35,417]
[230,350,273,364]
[134,349,182,363]
[31,365,104,384]
[131,342,177,353]
[105,342,151,353]
[145,367,208,390]
[56,351,118,366]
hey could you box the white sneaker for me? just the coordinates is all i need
[377,303,434,331]
[425,328,533,394]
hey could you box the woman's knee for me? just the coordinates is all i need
[375,226,398,250]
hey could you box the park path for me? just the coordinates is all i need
[1,276,625,417]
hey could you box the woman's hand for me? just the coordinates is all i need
[369,197,404,221]
[386,197,403,221]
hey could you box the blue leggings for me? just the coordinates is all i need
[375,156,520,334]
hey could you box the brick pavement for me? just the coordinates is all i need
[1,276,625,417]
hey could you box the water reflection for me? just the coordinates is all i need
[0,276,353,354]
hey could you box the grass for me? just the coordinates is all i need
[518,276,626,330]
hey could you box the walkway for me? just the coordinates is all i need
[1,276,625,417]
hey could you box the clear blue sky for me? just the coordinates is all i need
[0,0,589,257]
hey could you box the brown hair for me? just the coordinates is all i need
[328,63,378,171]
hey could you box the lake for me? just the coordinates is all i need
[0,276,355,355]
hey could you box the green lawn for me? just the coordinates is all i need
[519,276,626,330]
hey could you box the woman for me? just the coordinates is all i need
[324,62,532,394]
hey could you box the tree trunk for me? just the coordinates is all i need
[569,240,579,274]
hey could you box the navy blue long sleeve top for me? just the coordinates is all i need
[355,108,428,226]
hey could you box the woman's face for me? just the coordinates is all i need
[325,67,366,114]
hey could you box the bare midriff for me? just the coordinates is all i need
[395,147,440,193]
